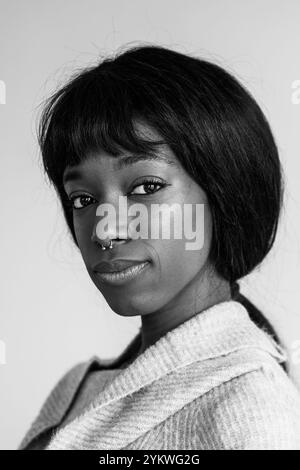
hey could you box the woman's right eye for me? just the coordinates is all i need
[69,195,94,210]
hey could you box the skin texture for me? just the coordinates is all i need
[63,121,231,356]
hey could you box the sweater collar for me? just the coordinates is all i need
[19,300,287,449]
[87,299,286,402]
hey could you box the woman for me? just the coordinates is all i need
[19,44,300,450]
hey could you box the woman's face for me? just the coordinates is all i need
[63,121,213,317]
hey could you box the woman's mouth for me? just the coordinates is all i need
[94,261,151,285]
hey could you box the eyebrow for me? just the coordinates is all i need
[63,153,177,185]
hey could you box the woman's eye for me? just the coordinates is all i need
[69,195,94,210]
[130,180,165,196]
[68,180,166,209]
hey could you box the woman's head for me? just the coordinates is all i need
[38,44,284,315]
[62,124,215,316]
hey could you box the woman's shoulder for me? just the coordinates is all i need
[18,355,108,450]
[193,358,300,449]
[18,332,142,450]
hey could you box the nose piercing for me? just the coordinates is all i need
[99,240,114,250]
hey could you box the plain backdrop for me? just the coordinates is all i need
[1,0,300,450]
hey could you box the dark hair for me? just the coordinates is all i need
[37,44,287,372]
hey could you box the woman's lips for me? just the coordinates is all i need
[94,260,150,285]
[93,259,150,273]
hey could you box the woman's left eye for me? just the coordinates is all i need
[130,180,166,195]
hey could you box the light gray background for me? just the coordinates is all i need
[1,0,300,450]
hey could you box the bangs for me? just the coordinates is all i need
[38,66,165,187]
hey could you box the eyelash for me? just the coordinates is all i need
[68,178,167,210]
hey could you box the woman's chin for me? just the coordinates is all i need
[105,293,159,317]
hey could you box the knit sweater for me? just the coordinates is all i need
[18,300,300,450]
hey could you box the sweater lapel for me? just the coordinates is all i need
[45,300,287,450]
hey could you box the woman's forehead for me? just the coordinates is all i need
[63,145,181,184]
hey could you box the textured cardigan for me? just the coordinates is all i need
[18,300,300,450]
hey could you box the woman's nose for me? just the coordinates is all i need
[91,199,129,246]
